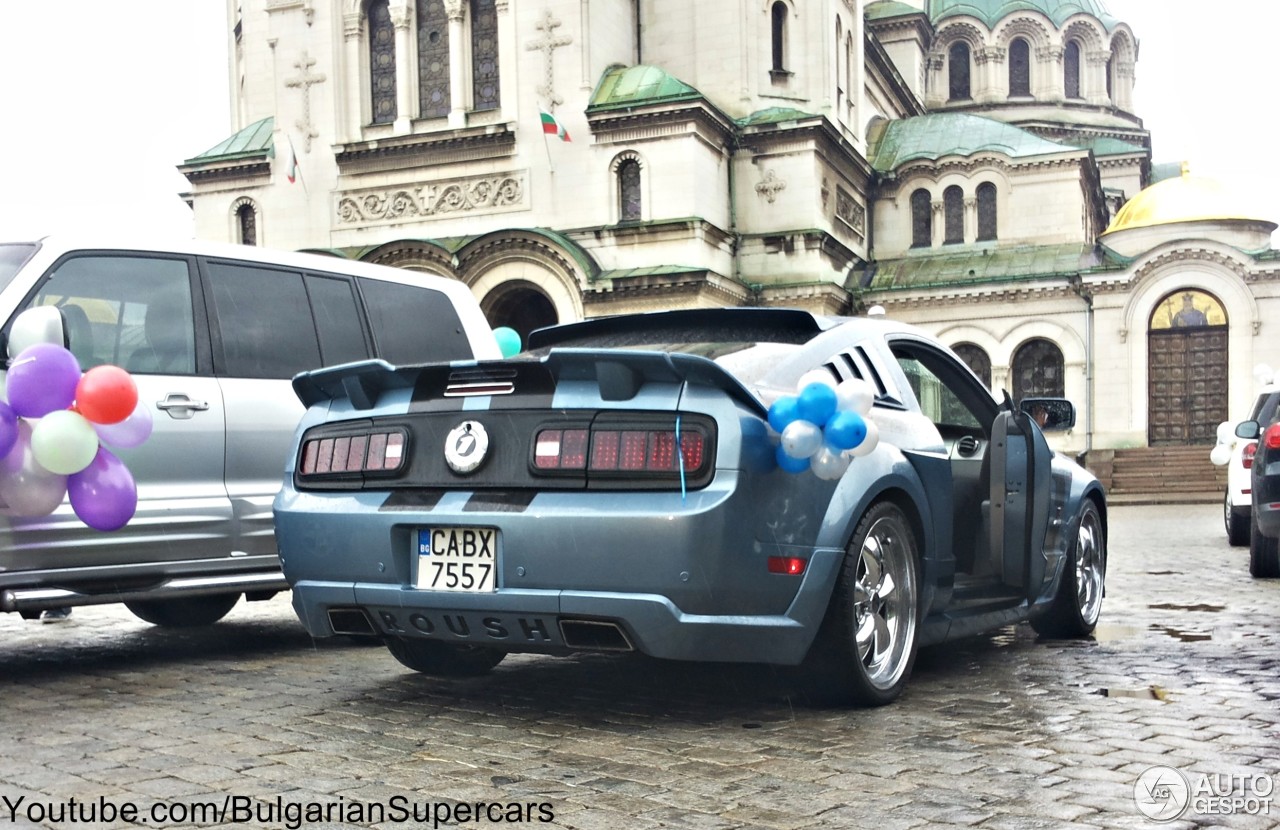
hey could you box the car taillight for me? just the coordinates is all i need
[1243,441,1258,469]
[299,430,407,476]
[532,420,711,481]
[1267,425,1280,451]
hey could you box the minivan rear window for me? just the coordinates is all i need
[358,278,471,365]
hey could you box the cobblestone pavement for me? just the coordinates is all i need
[1,503,1278,830]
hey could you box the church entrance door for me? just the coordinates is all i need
[1147,289,1228,445]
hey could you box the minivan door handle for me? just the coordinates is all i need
[156,394,210,419]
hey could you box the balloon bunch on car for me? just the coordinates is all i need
[0,316,151,530]
[768,373,880,479]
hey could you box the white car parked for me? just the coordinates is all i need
[1213,381,1280,546]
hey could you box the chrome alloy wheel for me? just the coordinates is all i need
[1074,505,1105,626]
[851,514,918,691]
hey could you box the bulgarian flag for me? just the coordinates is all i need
[539,108,570,142]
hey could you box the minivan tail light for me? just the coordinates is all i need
[299,430,407,476]
[1243,441,1258,469]
[1266,424,1280,451]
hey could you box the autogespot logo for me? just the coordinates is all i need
[1134,766,1191,821]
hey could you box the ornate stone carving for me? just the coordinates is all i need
[755,169,786,204]
[285,51,326,152]
[336,173,527,225]
[835,186,865,234]
[525,9,572,111]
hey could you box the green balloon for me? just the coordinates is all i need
[494,327,522,358]
[31,410,99,475]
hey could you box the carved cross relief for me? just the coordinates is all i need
[525,10,572,111]
[285,51,326,152]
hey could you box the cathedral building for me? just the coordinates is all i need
[179,0,1280,467]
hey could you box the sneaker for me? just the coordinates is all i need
[40,607,73,623]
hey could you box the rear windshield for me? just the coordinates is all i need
[0,243,38,293]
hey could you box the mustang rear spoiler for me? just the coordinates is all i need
[292,350,769,416]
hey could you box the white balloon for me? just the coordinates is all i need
[836,379,875,415]
[848,418,880,457]
[1210,444,1232,466]
[1215,421,1234,444]
[780,420,823,459]
[7,307,65,359]
[797,370,838,393]
[1254,363,1275,386]
[811,446,850,480]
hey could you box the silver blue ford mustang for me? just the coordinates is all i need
[273,308,1106,706]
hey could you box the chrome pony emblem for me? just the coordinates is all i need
[444,421,489,474]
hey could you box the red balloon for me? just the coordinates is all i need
[74,366,139,425]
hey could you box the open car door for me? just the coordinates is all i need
[989,409,1054,598]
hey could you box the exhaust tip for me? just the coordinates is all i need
[559,619,634,652]
[328,607,377,636]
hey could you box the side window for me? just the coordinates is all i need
[305,275,369,366]
[204,261,322,379]
[358,277,472,364]
[22,255,196,375]
[891,343,990,431]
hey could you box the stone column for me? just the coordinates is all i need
[1037,45,1064,103]
[445,0,467,128]
[390,2,413,134]
[342,13,364,141]
[1086,50,1111,106]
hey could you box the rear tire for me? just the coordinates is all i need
[1031,500,1105,638]
[125,594,241,627]
[385,638,506,676]
[798,502,920,707]
[1225,489,1249,547]
[1249,513,1280,578]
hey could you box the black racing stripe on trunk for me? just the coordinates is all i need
[463,491,537,512]
[380,489,448,511]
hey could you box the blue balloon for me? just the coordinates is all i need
[824,411,867,451]
[768,396,801,433]
[494,326,522,358]
[775,444,811,474]
[796,382,838,426]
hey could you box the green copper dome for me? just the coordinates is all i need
[930,0,1121,30]
[868,112,1070,172]
[588,65,702,111]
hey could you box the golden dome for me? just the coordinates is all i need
[1103,169,1269,235]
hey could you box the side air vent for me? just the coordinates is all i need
[957,435,980,458]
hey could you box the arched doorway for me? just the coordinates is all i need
[482,281,558,345]
[1148,288,1228,444]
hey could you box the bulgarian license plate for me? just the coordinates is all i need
[416,527,497,592]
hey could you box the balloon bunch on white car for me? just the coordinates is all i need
[1,311,152,530]
[768,372,880,480]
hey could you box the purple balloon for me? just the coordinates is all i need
[0,401,17,459]
[93,398,154,449]
[67,447,137,531]
[7,343,81,418]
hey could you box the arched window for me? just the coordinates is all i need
[236,203,257,246]
[835,19,843,108]
[976,182,997,241]
[417,0,451,118]
[1106,52,1114,100]
[948,42,971,100]
[943,185,964,244]
[618,158,641,222]
[368,0,397,124]
[910,189,932,248]
[845,32,854,112]
[952,343,991,389]
[1064,40,1081,99]
[470,0,500,111]
[771,2,788,73]
[1012,338,1064,401]
[1008,38,1031,97]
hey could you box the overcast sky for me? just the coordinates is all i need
[0,1,1273,241]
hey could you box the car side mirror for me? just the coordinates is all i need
[1236,420,1261,440]
[3,306,67,367]
[1019,397,1076,432]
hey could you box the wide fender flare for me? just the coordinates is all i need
[814,444,936,555]
[1035,473,1108,606]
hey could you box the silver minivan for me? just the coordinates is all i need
[0,236,499,626]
